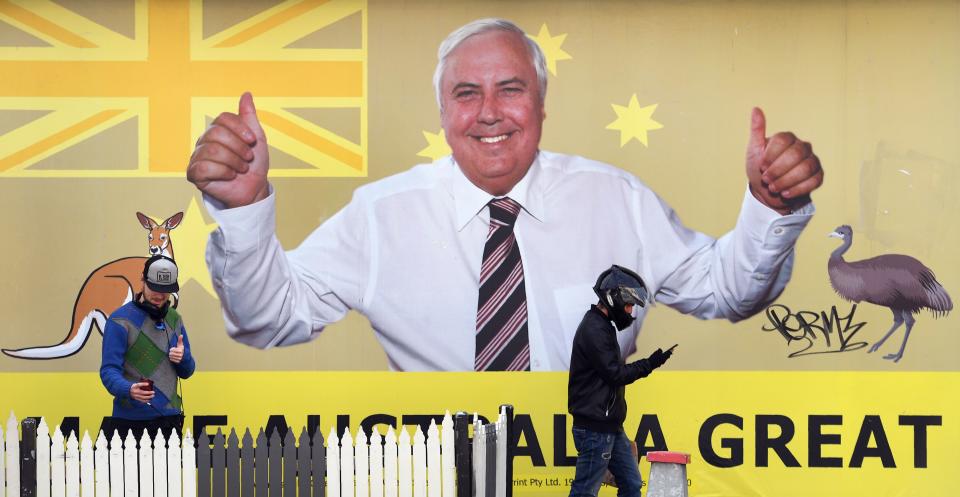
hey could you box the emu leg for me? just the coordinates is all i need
[869,308,904,353]
[884,311,916,362]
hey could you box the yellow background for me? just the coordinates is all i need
[1,2,959,495]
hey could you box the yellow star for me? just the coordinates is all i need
[605,94,664,147]
[417,129,452,162]
[528,24,572,76]
[158,197,218,299]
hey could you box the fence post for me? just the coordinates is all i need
[498,405,514,497]
[452,413,470,497]
[20,417,37,497]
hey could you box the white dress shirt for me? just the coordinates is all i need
[204,151,814,371]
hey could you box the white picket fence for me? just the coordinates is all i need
[2,412,196,497]
[0,409,510,497]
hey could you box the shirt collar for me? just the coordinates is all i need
[448,152,546,231]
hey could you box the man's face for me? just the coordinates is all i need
[142,283,170,307]
[440,30,545,196]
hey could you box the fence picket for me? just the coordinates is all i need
[282,429,295,497]
[94,432,108,497]
[412,426,425,497]
[339,429,353,497]
[139,431,154,497]
[168,431,182,497]
[325,428,339,497]
[426,422,440,497]
[0,422,5,497]
[240,430,254,497]
[212,430,226,497]
[472,421,484,497]
[310,428,325,497]
[397,428,410,497]
[38,419,51,497]
[383,428,396,497]
[109,431,123,497]
[154,431,168,497]
[227,430,240,497]
[267,429,281,497]
[484,425,495,497]
[183,430,197,497]
[297,429,311,497]
[6,413,19,497]
[123,431,138,497]
[355,429,369,497]
[51,425,65,497]
[80,433,94,497]
[495,411,506,497]
[439,413,454,497]
[197,432,211,497]
[369,430,383,497]
[254,430,267,497]
[65,431,80,497]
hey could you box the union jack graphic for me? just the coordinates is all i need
[0,0,367,178]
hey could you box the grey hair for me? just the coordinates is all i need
[433,18,548,110]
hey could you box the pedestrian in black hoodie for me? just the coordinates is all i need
[567,265,674,497]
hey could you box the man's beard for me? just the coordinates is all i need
[135,293,169,320]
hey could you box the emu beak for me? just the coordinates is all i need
[828,232,843,239]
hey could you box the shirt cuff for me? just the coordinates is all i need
[202,185,277,252]
[738,186,815,248]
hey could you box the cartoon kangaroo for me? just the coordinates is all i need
[2,212,183,360]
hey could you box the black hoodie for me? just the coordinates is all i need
[567,305,656,433]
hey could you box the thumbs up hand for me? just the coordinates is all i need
[745,107,824,215]
[169,334,185,364]
[187,92,271,208]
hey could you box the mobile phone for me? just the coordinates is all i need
[140,378,154,392]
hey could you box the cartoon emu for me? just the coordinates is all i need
[2,212,183,360]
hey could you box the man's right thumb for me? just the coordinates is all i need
[238,92,263,134]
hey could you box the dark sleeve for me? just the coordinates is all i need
[582,324,654,386]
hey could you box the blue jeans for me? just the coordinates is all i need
[568,427,642,497]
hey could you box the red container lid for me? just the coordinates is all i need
[645,451,691,464]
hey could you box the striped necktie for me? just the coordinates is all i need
[475,197,530,371]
